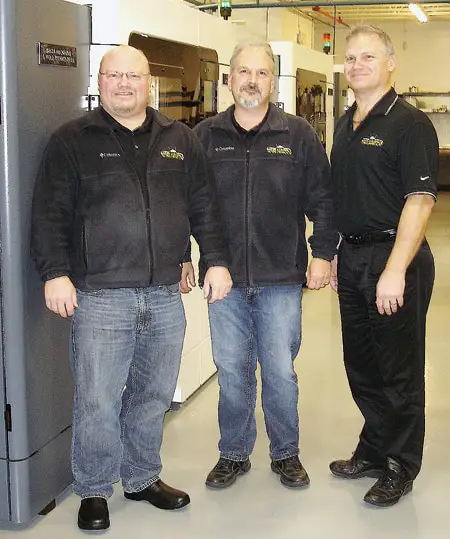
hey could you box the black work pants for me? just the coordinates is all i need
[337,239,434,479]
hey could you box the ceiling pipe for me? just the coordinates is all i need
[198,0,450,10]
[312,6,350,26]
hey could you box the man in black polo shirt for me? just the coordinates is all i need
[31,45,232,530]
[329,25,438,507]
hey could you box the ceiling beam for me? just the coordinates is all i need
[199,1,450,10]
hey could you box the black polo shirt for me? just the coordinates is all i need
[331,87,438,235]
[231,105,269,149]
[100,107,152,183]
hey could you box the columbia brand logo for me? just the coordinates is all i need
[161,149,185,160]
[100,152,121,158]
[267,145,292,155]
[215,146,235,152]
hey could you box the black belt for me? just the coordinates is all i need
[341,229,396,245]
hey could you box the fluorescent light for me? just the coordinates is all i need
[408,3,428,23]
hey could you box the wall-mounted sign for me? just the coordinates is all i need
[37,42,77,67]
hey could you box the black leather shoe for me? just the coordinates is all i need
[77,497,110,531]
[363,457,413,507]
[271,456,310,488]
[124,480,190,510]
[329,455,383,479]
[205,457,251,489]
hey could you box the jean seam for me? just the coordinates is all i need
[220,453,249,462]
[243,316,254,456]
[124,474,159,493]
[271,451,299,461]
[80,494,110,500]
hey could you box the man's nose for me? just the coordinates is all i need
[249,70,258,84]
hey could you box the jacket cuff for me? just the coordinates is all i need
[42,271,70,282]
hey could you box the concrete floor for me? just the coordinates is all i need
[2,192,450,538]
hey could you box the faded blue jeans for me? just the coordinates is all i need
[208,285,302,462]
[70,285,186,499]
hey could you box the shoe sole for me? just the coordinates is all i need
[77,519,110,531]
[271,462,310,489]
[124,493,190,510]
[330,468,383,480]
[363,481,413,508]
[205,460,251,489]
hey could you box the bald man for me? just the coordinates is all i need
[31,45,231,531]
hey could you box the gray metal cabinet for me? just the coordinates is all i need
[0,0,89,525]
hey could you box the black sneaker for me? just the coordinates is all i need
[205,457,251,489]
[329,454,384,479]
[363,457,413,507]
[271,455,310,488]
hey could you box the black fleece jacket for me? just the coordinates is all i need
[31,107,229,289]
[194,104,338,286]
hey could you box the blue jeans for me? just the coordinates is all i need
[70,285,186,499]
[208,285,302,461]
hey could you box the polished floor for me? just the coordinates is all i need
[2,193,450,538]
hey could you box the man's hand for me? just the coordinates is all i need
[376,268,405,316]
[44,276,78,318]
[306,258,331,290]
[180,262,196,294]
[329,255,338,292]
[203,266,233,304]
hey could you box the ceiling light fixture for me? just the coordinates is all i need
[408,3,428,23]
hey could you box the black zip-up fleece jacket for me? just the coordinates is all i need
[31,107,229,289]
[194,104,338,286]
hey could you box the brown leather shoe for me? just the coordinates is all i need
[363,458,413,507]
[205,457,251,489]
[271,456,310,488]
[330,455,383,479]
[124,479,190,510]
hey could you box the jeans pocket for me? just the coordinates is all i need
[77,288,104,297]
[160,283,181,295]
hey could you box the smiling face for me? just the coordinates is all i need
[98,46,150,125]
[344,32,395,96]
[228,46,275,110]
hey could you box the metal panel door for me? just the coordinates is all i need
[0,0,89,524]
[2,0,89,462]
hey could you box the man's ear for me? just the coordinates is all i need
[388,54,396,73]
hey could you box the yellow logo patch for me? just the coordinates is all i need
[161,149,185,160]
[267,145,293,156]
[361,136,384,147]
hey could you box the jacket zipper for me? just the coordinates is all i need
[245,149,251,285]
[111,133,154,284]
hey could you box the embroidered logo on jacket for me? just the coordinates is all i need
[100,152,121,158]
[266,145,293,155]
[361,135,384,147]
[161,149,185,160]
[215,146,235,152]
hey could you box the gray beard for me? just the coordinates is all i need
[237,96,260,108]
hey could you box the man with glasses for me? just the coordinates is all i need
[31,45,232,530]
[191,41,337,490]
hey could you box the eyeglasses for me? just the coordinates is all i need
[99,71,150,82]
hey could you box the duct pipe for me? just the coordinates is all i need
[199,0,450,10]
[312,6,350,26]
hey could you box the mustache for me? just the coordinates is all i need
[240,83,261,93]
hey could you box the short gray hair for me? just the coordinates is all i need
[346,24,395,56]
[230,40,275,73]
